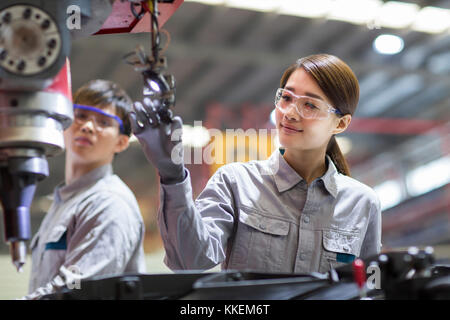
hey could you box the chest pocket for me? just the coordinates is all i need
[319,229,360,273]
[45,225,68,250]
[229,207,289,272]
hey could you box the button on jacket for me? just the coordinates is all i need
[26,164,146,299]
[158,150,381,273]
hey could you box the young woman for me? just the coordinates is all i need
[131,54,381,273]
[26,80,146,299]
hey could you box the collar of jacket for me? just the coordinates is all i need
[268,149,338,198]
[54,163,113,203]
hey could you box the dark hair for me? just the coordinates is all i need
[73,79,133,136]
[279,54,359,176]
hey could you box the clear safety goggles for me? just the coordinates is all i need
[73,104,125,134]
[274,88,342,120]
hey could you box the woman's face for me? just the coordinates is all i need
[275,68,345,152]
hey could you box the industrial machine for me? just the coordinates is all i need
[41,248,450,300]
[0,0,181,272]
[1,0,448,302]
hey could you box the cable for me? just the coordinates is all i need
[159,28,171,55]
[123,0,176,125]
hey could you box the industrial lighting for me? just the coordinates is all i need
[377,1,419,29]
[184,0,450,34]
[189,0,224,5]
[225,0,279,12]
[373,180,403,211]
[373,34,404,55]
[406,156,450,197]
[278,0,331,18]
[327,0,382,25]
[412,6,450,34]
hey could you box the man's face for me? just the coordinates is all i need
[64,104,129,167]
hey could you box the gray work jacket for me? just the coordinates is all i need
[158,150,381,273]
[26,164,146,299]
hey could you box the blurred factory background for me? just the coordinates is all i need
[0,0,449,298]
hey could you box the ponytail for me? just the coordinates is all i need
[326,136,350,176]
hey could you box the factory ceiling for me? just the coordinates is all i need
[32,0,450,207]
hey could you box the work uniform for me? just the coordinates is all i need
[26,164,146,299]
[158,149,381,273]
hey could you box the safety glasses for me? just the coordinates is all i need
[274,88,342,120]
[73,104,125,134]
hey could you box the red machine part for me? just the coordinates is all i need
[42,58,73,102]
[352,258,367,289]
[95,0,184,35]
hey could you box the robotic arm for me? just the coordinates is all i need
[0,0,180,272]
[0,0,79,272]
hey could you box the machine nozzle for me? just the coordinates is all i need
[10,241,26,272]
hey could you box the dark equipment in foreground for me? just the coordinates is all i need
[42,248,450,300]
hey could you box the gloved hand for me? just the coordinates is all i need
[129,99,185,185]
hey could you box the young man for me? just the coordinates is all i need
[25,80,146,299]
